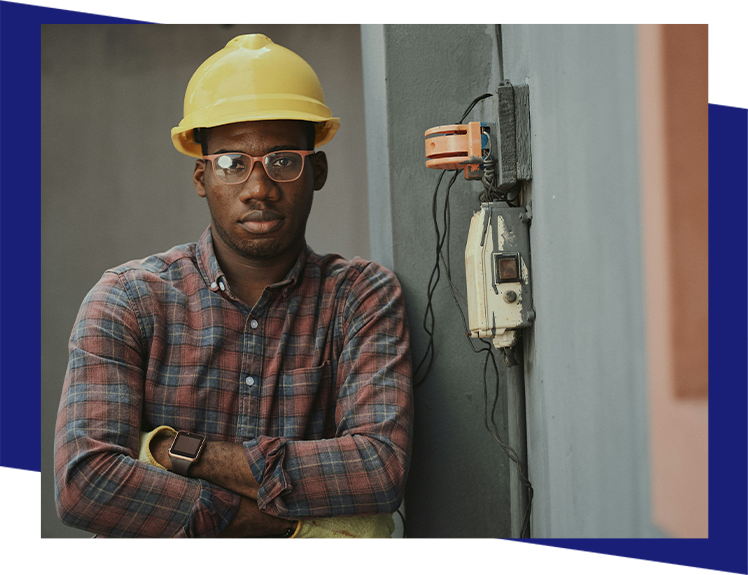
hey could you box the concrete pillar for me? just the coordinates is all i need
[362,24,519,537]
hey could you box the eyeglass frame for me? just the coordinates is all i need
[201,150,316,184]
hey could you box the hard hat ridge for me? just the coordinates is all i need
[171,34,340,157]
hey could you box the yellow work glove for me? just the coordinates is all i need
[296,514,394,538]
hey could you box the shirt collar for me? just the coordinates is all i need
[196,226,225,292]
[196,226,309,295]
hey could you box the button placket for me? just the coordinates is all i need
[238,312,264,439]
[245,318,260,386]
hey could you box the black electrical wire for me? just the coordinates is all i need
[439,202,534,536]
[458,93,493,124]
[413,91,534,538]
[412,169,458,388]
[479,341,534,538]
[433,169,533,536]
[415,93,496,387]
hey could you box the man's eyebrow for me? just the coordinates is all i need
[212,145,306,155]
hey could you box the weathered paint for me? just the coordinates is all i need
[465,204,533,339]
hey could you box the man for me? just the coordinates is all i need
[54,34,413,538]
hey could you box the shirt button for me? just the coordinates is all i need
[250,319,259,329]
[245,376,255,387]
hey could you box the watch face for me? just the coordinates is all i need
[170,432,204,458]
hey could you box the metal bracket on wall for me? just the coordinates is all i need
[494,83,532,189]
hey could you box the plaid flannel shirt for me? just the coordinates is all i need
[54,227,413,537]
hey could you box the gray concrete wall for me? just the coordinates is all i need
[41,24,368,538]
[501,24,661,537]
[362,25,516,537]
[362,24,663,538]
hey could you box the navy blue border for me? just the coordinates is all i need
[708,104,748,573]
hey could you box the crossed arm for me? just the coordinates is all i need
[147,433,293,537]
[140,427,396,538]
[54,264,413,537]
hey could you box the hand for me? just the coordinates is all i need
[220,496,296,538]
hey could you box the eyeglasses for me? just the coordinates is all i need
[202,150,315,184]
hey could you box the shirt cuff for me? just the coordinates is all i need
[243,436,293,513]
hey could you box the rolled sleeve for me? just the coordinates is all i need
[54,272,241,537]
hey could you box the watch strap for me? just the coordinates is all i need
[170,455,193,476]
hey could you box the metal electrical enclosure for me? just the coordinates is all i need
[465,203,534,349]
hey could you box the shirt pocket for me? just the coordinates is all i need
[276,360,334,439]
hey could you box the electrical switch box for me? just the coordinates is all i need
[465,203,534,350]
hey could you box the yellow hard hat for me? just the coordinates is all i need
[171,34,340,157]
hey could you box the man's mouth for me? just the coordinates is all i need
[239,210,284,235]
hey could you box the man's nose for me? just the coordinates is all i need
[239,160,279,202]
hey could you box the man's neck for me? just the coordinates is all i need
[211,233,302,308]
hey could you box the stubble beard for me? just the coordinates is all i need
[209,209,306,262]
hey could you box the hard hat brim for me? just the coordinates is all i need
[171,117,340,158]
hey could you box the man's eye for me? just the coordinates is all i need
[271,154,298,169]
[272,157,290,168]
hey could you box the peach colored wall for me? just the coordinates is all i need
[639,20,748,537]
[638,24,709,538]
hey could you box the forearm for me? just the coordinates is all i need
[151,425,408,520]
[134,430,398,538]
[151,434,260,499]
[56,289,241,536]
[54,444,239,537]
[148,432,295,537]
[245,428,410,518]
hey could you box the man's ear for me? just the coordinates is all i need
[310,151,328,191]
[194,159,207,198]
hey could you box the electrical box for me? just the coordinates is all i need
[423,83,534,360]
[465,203,534,350]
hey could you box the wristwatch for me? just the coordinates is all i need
[168,431,206,476]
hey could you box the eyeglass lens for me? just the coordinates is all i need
[213,152,305,183]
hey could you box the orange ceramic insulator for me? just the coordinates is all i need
[425,122,485,175]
